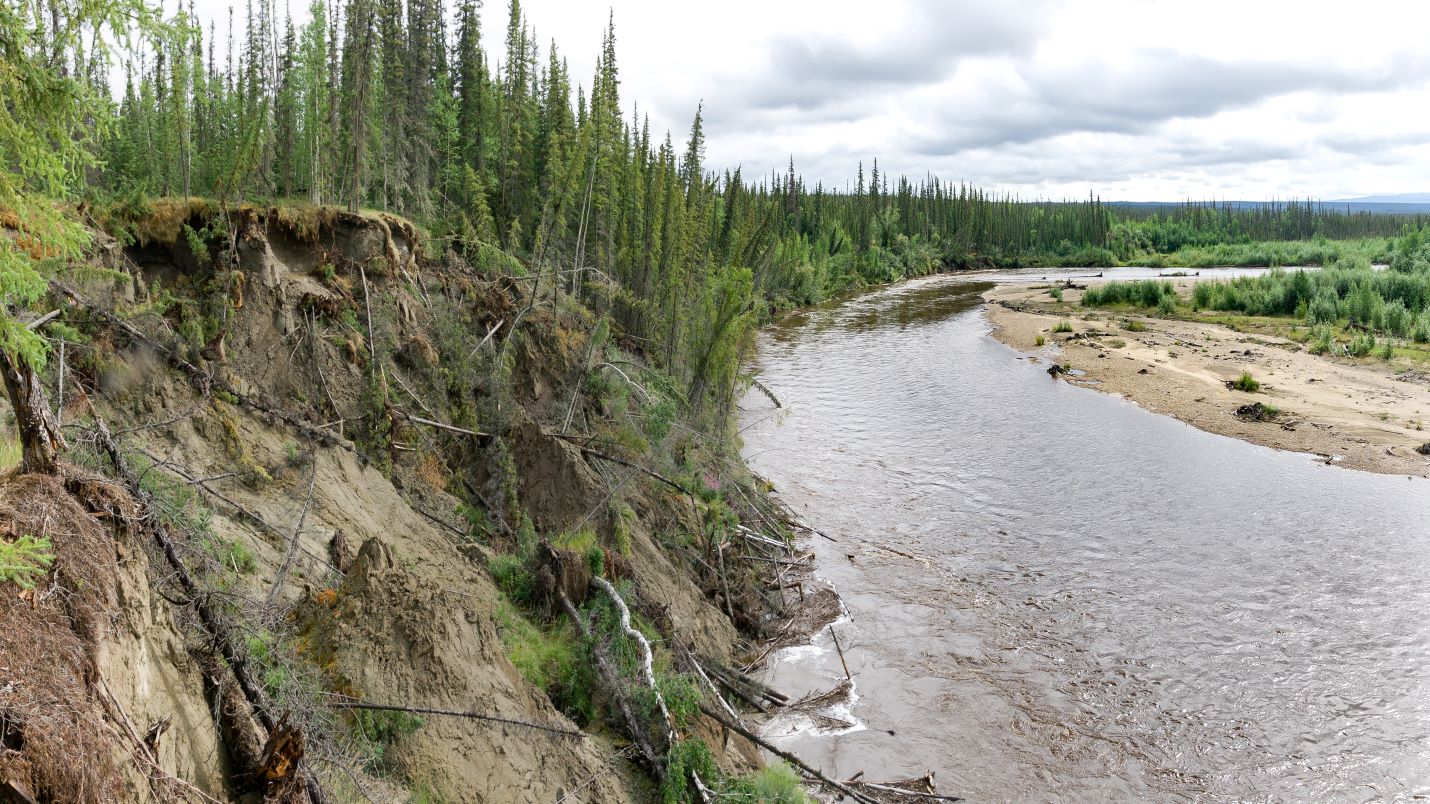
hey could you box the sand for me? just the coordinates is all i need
[983,282,1430,477]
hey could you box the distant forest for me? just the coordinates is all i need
[7,0,1428,416]
[93,0,1422,291]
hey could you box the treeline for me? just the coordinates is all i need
[20,0,1430,417]
[1108,200,1420,259]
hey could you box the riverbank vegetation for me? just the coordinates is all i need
[1078,228,1430,366]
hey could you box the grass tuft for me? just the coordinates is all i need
[1231,371,1260,393]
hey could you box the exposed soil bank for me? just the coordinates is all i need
[984,282,1430,477]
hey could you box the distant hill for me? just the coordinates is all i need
[1107,199,1430,215]
[1335,193,1430,204]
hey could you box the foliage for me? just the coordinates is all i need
[0,534,55,589]
[351,707,424,774]
[492,600,595,724]
[487,553,535,606]
[0,0,165,377]
[1053,320,1073,333]
[1081,279,1177,309]
[1232,371,1260,393]
[722,763,810,803]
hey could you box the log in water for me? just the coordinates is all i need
[741,274,1430,802]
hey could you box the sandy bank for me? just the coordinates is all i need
[983,282,1430,477]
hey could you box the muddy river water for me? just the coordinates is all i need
[739,275,1430,802]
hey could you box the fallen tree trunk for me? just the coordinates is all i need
[591,577,676,747]
[89,414,328,804]
[696,701,878,804]
[324,700,584,739]
[557,591,664,777]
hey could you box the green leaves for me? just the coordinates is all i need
[0,534,55,590]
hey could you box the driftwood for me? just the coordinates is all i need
[708,662,788,705]
[839,771,962,803]
[830,625,852,681]
[696,701,878,804]
[89,414,328,804]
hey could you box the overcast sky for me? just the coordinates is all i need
[182,0,1430,200]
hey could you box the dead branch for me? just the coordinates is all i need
[557,591,663,777]
[396,410,489,438]
[25,309,62,330]
[266,456,319,607]
[89,414,328,804]
[464,319,504,360]
[574,446,691,495]
[324,699,584,739]
[696,701,878,804]
[387,367,436,418]
[134,448,338,573]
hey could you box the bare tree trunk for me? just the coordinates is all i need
[0,349,65,474]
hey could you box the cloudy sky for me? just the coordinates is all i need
[188,0,1430,200]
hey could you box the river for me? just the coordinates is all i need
[739,274,1430,803]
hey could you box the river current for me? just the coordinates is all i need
[740,274,1430,803]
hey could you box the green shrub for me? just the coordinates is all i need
[1232,371,1260,392]
[1034,334,1046,346]
[1122,319,1147,332]
[1156,294,1176,315]
[0,535,55,589]
[723,763,810,803]
[1192,282,1213,310]
[352,707,424,773]
[1379,340,1395,360]
[1349,333,1377,357]
[1049,287,1064,301]
[488,553,536,605]
[1081,279,1176,309]
[1309,325,1336,355]
[1053,320,1073,333]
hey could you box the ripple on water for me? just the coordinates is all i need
[742,273,1430,803]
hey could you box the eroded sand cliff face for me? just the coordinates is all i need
[0,204,769,801]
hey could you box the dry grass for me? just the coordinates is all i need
[0,472,128,801]
[0,436,20,473]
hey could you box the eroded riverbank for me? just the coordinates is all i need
[742,274,1430,802]
[984,281,1430,477]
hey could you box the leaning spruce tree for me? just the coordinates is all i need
[0,0,161,473]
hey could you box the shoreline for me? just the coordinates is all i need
[982,282,1430,477]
